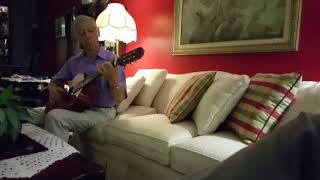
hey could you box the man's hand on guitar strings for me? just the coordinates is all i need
[48,83,68,103]
[68,73,85,97]
[96,62,119,82]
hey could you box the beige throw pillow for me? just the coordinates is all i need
[116,76,146,113]
[133,69,168,107]
[192,75,250,135]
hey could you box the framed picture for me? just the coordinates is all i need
[173,0,302,55]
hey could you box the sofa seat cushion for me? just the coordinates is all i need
[115,105,157,120]
[104,114,197,165]
[81,106,157,143]
[170,131,247,174]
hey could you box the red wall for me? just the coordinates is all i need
[113,0,320,80]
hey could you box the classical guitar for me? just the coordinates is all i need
[45,47,144,113]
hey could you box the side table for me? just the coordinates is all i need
[0,77,49,107]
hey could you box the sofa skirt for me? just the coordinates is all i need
[71,133,184,180]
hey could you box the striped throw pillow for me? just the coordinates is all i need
[165,72,216,123]
[227,72,302,142]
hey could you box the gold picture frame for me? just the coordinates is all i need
[173,0,302,55]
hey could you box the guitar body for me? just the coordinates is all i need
[45,83,97,113]
[45,47,144,113]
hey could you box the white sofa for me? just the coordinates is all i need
[71,69,320,180]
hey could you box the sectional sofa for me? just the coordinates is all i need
[71,69,320,180]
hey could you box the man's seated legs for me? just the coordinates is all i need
[27,107,46,126]
[44,108,116,142]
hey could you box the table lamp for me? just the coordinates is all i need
[96,3,137,56]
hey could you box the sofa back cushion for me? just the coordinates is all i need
[227,72,302,142]
[116,76,146,113]
[280,81,320,125]
[165,72,216,123]
[152,71,245,114]
[192,75,250,135]
[132,69,168,107]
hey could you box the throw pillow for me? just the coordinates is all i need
[192,75,250,135]
[133,69,168,107]
[152,71,213,114]
[227,72,302,143]
[116,76,146,113]
[165,72,216,123]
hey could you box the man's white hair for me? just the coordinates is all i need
[71,15,97,38]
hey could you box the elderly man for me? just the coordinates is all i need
[44,15,126,142]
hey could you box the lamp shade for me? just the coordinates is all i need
[96,3,137,43]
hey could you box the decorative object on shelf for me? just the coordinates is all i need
[0,86,35,149]
[80,0,108,19]
[0,5,9,64]
[81,0,98,4]
[55,16,66,38]
[96,3,137,55]
[173,0,302,55]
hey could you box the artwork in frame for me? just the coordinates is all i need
[173,0,302,55]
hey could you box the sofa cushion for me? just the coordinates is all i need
[280,81,320,125]
[227,72,302,142]
[117,76,146,113]
[152,71,246,114]
[165,72,216,123]
[170,131,247,174]
[116,105,157,120]
[81,106,156,143]
[193,75,250,135]
[133,69,168,107]
[103,114,197,165]
[214,71,248,80]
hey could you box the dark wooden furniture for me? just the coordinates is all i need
[0,78,48,107]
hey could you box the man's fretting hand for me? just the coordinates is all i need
[96,62,119,83]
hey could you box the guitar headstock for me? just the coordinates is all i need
[116,47,144,66]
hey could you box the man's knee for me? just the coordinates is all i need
[44,109,65,128]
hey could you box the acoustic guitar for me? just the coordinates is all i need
[45,47,144,113]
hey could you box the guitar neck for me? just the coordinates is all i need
[69,60,119,95]
[68,47,144,95]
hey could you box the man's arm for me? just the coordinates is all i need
[97,62,126,104]
[48,61,73,103]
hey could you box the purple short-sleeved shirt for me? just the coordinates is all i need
[51,47,126,108]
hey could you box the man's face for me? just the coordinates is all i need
[76,20,99,51]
